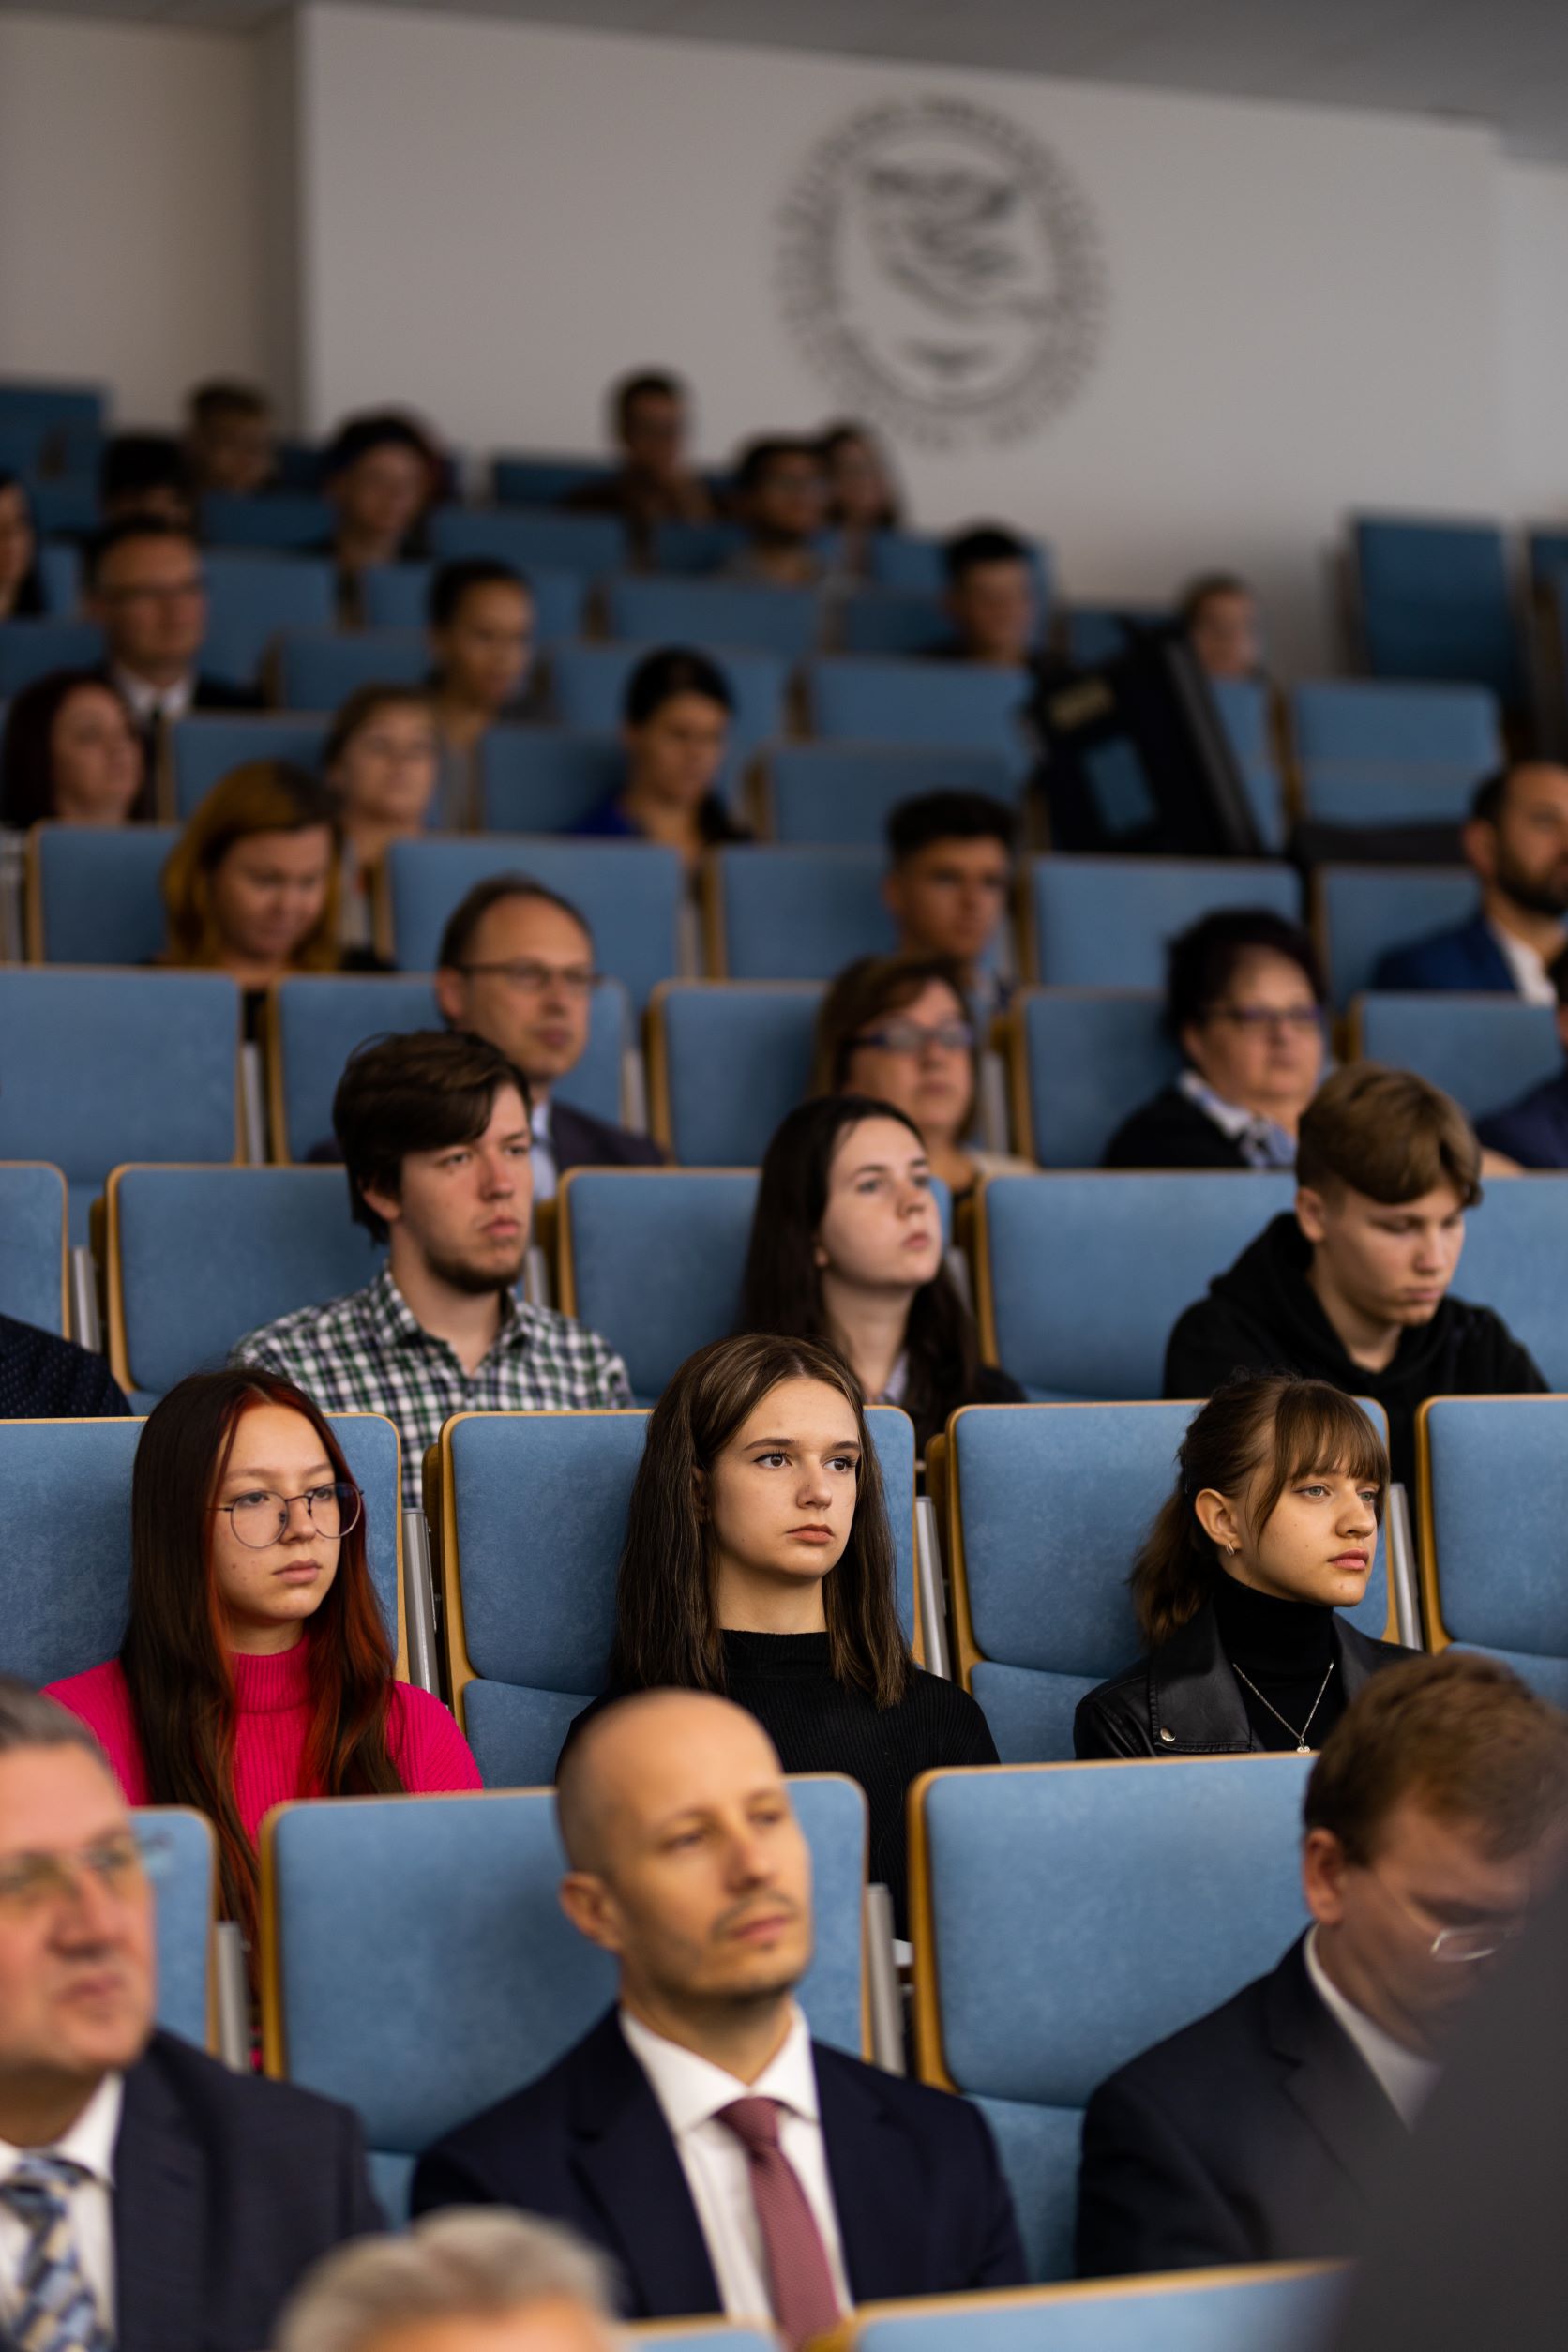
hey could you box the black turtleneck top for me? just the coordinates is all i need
[1212,1573,1345,1753]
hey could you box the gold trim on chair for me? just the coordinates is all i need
[835,2261,1344,2338]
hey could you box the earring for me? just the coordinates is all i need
[1228,1544,1238,1556]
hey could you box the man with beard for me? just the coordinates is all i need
[231,1031,631,1512]
[1372,763,1568,997]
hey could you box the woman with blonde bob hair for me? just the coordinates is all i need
[573,1331,995,1926]
[1076,1372,1412,1760]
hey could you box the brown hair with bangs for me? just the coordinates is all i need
[1132,1373,1389,1647]
[1296,1063,1482,1209]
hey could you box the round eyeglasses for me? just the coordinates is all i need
[213,1480,362,1550]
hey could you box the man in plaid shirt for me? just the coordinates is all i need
[232,1030,632,1512]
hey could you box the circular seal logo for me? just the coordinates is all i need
[777,95,1106,450]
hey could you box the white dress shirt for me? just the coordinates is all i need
[1488,920,1560,1008]
[112,668,194,729]
[1304,1928,1440,2130]
[0,2072,123,2330]
[530,1095,558,1203]
[619,2005,851,2322]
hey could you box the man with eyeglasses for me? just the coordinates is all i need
[0,1679,381,2352]
[1075,1651,1568,2279]
[84,518,261,777]
[434,876,664,1201]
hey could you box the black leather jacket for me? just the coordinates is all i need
[1073,1601,1410,1759]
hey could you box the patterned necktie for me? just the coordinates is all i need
[716,2096,841,2351]
[0,2155,113,2352]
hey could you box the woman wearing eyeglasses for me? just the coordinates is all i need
[45,1368,479,1950]
[812,952,1034,1204]
[1103,910,1328,1169]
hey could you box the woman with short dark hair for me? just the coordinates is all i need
[0,470,46,622]
[573,645,749,867]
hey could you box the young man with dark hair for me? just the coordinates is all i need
[939,526,1037,668]
[882,792,1018,1016]
[567,370,713,541]
[84,517,261,785]
[723,437,831,588]
[231,1031,631,1510]
[1076,1651,1568,2276]
[185,381,276,498]
[323,413,437,623]
[426,558,538,827]
[98,434,195,531]
[434,874,664,1194]
[1372,762,1568,997]
[1177,572,1262,682]
[1164,1062,1545,1486]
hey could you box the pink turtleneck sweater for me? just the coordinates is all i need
[45,1640,482,1838]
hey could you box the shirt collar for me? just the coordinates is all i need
[112,667,193,724]
[366,1260,530,1354]
[1304,1927,1440,2127]
[1487,919,1559,1007]
[1178,1069,1297,1168]
[619,2003,817,2137]
[0,2073,124,2191]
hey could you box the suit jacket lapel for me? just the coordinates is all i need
[568,2015,720,2320]
[1267,1940,1407,2197]
[814,2046,921,2303]
[113,2054,207,2352]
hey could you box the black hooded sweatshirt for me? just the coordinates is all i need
[1163,1213,1546,1491]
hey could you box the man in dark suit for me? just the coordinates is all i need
[1477,946,1568,1168]
[413,1692,1025,2328]
[1371,763,1568,996]
[0,1681,381,2352]
[1075,1652,1568,2278]
[434,875,666,1195]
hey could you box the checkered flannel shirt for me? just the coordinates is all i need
[230,1263,633,1513]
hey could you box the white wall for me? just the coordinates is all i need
[1498,161,1568,527]
[0,11,268,426]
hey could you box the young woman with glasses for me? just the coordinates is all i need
[45,1369,479,1950]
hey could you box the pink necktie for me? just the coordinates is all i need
[716,2095,842,2350]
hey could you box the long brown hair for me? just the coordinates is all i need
[607,1334,912,1708]
[1132,1375,1389,1647]
[810,951,978,1113]
[119,1370,403,1943]
[160,760,342,971]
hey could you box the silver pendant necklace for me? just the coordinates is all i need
[1230,1657,1335,1754]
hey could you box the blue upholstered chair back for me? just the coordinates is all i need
[645,519,748,574]
[807,658,1032,776]
[172,715,330,819]
[1207,676,1287,852]
[0,1411,401,1686]
[849,2270,1341,2352]
[384,837,684,1013]
[1421,1395,1568,1703]
[1014,990,1176,1168]
[979,1172,1297,1400]
[1315,864,1481,1007]
[277,629,429,709]
[948,1402,1392,1763]
[604,575,822,662]
[766,743,1020,847]
[29,824,179,967]
[650,983,821,1166]
[268,972,628,1162]
[108,1165,384,1409]
[0,619,104,697]
[1029,856,1302,990]
[441,1406,919,1787]
[477,728,625,833]
[263,1774,869,2217]
[201,491,331,550]
[201,551,336,689]
[145,1807,215,2052]
[1293,677,1501,765]
[0,1160,67,1334]
[1448,1176,1568,1390]
[1354,993,1560,1123]
[491,456,611,505]
[0,971,239,1244]
[361,561,585,641]
[428,505,626,577]
[868,533,1053,612]
[546,641,788,771]
[710,845,897,981]
[1352,515,1523,707]
[914,1756,1313,2281]
[838,590,954,659]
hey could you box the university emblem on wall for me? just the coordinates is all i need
[777,95,1106,450]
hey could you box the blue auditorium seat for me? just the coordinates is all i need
[977,1171,1296,1400]
[201,551,335,690]
[26,823,174,967]
[707,845,897,980]
[911,1756,1313,2280]
[261,1773,870,2216]
[1443,1176,1568,1391]
[944,1401,1393,1764]
[0,1160,67,1334]
[0,1410,402,1685]
[384,837,683,1012]
[838,591,954,658]
[869,533,1053,617]
[604,575,822,661]
[646,520,748,574]
[0,970,239,1244]
[477,729,625,834]
[37,541,82,615]
[172,715,329,818]
[765,743,1021,847]
[200,491,334,550]
[649,983,821,1166]
[547,641,788,772]
[1419,1395,1568,1705]
[105,1164,384,1410]
[1352,994,1560,1123]
[26,480,100,537]
[428,505,626,577]
[490,456,615,506]
[1010,990,1177,1167]
[0,618,104,697]
[1062,604,1169,667]
[1292,679,1502,829]
[848,2270,1340,2352]
[1209,675,1288,852]
[1316,865,1480,1006]
[276,628,428,709]
[145,1807,218,2053]
[1352,514,1524,708]
[1029,857,1302,989]
[807,658,1032,775]
[360,560,585,642]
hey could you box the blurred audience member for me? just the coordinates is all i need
[324,684,439,947]
[940,526,1037,667]
[85,519,261,802]
[567,369,713,544]
[184,380,277,499]
[0,1303,128,1420]
[1075,1374,1405,1760]
[0,668,149,830]
[724,437,833,588]
[1178,571,1263,682]
[276,2210,620,2352]
[814,953,1033,1203]
[232,1033,633,1512]
[883,791,1017,1021]
[1104,910,1327,1169]
[98,432,194,531]
[743,1096,1023,1454]
[323,413,438,624]
[1164,1065,1546,1488]
[1372,764,1568,998]
[1476,945,1568,1168]
[434,875,663,1196]
[0,471,46,619]
[576,647,747,867]
[0,1679,383,2349]
[819,420,901,575]
[427,558,537,827]
[1077,1651,1568,2273]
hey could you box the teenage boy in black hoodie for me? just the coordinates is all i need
[1164,1063,1545,1490]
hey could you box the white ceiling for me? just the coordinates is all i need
[13,0,1568,163]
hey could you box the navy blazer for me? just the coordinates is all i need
[550,1099,665,1175]
[412,2009,1027,2317]
[1371,912,1515,994]
[1477,1065,1568,1169]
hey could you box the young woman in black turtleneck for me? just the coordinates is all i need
[576,1330,996,1928]
[1075,1372,1413,1758]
